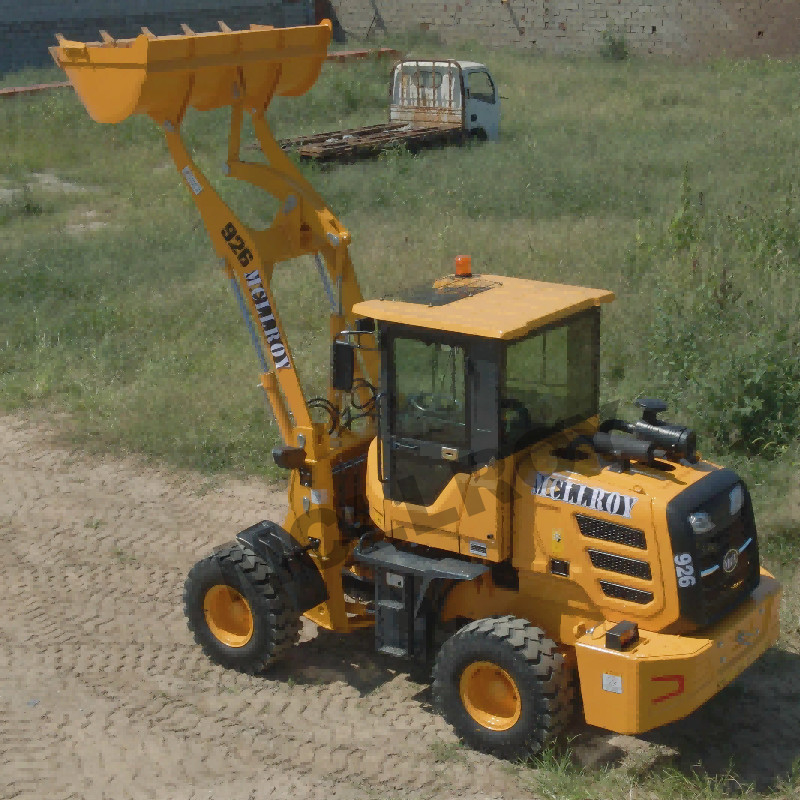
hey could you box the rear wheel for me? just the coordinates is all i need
[432,615,574,758]
[184,543,300,673]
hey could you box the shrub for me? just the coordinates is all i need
[601,24,630,61]
[633,177,800,456]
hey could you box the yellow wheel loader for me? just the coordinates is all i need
[53,21,781,759]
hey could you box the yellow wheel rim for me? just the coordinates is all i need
[203,584,254,648]
[459,661,522,732]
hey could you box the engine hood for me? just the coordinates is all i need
[511,445,750,633]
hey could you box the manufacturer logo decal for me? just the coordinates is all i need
[532,473,638,519]
[221,223,290,369]
[242,269,291,369]
[722,549,739,573]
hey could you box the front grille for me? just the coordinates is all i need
[576,514,647,549]
[667,471,761,628]
[599,580,654,605]
[589,549,652,580]
[695,513,751,569]
[697,509,758,622]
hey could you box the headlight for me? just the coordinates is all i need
[729,484,744,516]
[689,511,715,534]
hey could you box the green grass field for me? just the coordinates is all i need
[2,40,800,798]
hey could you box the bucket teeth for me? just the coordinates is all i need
[51,20,333,124]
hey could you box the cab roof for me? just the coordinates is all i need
[394,59,486,70]
[352,274,615,340]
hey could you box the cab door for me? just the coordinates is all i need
[386,333,472,508]
[379,327,503,554]
[464,69,499,140]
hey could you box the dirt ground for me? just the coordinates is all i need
[2,414,800,800]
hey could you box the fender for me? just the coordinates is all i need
[236,520,328,613]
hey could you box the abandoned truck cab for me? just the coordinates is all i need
[390,59,500,140]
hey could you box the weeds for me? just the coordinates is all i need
[2,52,800,494]
[429,739,467,763]
[0,185,49,224]
[624,170,800,457]
[646,764,759,799]
[761,525,800,569]
[112,548,137,564]
[601,24,630,61]
[521,742,591,798]
[519,743,778,800]
[667,164,702,251]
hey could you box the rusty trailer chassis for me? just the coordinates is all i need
[279,120,466,161]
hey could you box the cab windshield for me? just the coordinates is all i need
[501,309,599,452]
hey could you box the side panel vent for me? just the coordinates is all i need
[588,549,652,580]
[550,558,570,577]
[600,580,654,605]
[576,514,646,549]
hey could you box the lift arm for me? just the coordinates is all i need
[52,21,384,632]
[51,21,380,463]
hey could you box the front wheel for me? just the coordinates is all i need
[432,615,574,758]
[183,542,300,673]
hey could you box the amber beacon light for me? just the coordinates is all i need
[454,254,472,277]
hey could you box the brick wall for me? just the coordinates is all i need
[327,0,800,59]
[4,1,796,75]
[0,1,314,75]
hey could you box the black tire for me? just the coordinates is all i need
[183,542,301,673]
[432,615,574,759]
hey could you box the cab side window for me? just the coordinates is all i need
[468,71,495,104]
[412,70,443,90]
[501,311,599,453]
[393,338,467,445]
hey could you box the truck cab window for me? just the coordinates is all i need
[394,338,467,445]
[467,71,495,103]
[411,70,443,90]
[501,311,598,450]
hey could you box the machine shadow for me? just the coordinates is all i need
[569,647,800,790]
[266,627,800,789]
[266,625,433,696]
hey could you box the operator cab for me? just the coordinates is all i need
[352,267,614,510]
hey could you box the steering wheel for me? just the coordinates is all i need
[409,393,436,414]
[501,397,530,417]
[501,398,532,433]
[410,393,464,415]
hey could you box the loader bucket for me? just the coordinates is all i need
[50,20,332,124]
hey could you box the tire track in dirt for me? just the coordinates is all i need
[0,416,520,800]
[3,414,800,799]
